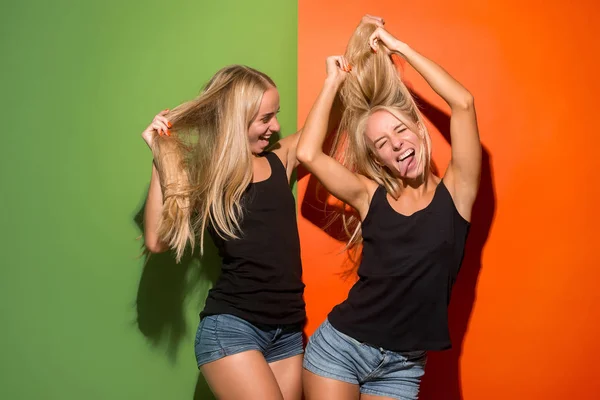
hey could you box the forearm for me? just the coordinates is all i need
[143,162,168,253]
[393,42,473,110]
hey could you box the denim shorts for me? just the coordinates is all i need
[303,319,427,399]
[194,313,304,367]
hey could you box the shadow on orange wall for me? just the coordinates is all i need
[415,94,496,400]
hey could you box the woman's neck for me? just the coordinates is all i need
[393,173,438,198]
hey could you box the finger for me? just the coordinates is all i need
[152,122,168,136]
[326,56,337,71]
[365,14,384,27]
[150,124,163,136]
[151,123,164,136]
[154,119,169,133]
[333,56,343,71]
[369,31,379,52]
[159,108,170,116]
[338,56,348,72]
[330,55,341,68]
[156,115,172,129]
[342,57,351,72]
[372,16,385,27]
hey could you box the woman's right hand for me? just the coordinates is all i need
[360,14,385,27]
[325,55,351,87]
[141,109,171,148]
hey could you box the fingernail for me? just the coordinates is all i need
[167,130,171,136]
[349,65,353,71]
[167,121,172,128]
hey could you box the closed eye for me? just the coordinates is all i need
[395,125,407,134]
[261,108,280,124]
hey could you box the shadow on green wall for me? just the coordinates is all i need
[193,374,216,400]
[133,195,220,399]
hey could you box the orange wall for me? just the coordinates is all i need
[298,1,600,398]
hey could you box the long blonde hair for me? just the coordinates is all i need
[331,23,432,249]
[150,65,276,262]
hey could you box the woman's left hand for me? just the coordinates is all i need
[325,55,351,86]
[368,27,404,55]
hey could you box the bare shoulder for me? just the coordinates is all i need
[268,132,300,169]
[270,145,287,167]
[442,168,475,222]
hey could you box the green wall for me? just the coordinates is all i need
[0,1,297,399]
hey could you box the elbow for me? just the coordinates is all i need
[453,91,474,111]
[144,236,168,254]
[296,147,316,164]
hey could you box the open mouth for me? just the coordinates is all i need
[397,148,415,162]
[396,148,416,175]
[258,134,271,144]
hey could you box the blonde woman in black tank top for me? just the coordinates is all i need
[297,22,481,399]
[141,66,305,399]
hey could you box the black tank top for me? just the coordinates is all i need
[200,152,306,326]
[328,181,469,351]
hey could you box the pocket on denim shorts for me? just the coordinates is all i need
[325,320,366,348]
[194,318,207,347]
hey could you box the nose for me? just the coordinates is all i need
[270,116,280,133]
[391,138,403,152]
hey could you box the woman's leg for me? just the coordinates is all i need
[201,350,283,400]
[303,368,360,400]
[196,315,283,399]
[269,354,303,400]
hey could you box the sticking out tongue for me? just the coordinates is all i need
[398,149,415,175]
[402,156,413,175]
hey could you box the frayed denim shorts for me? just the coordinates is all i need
[195,314,303,367]
[304,319,427,399]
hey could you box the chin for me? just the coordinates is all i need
[251,145,266,154]
[390,167,421,180]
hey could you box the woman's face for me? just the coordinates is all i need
[247,86,280,154]
[365,110,423,179]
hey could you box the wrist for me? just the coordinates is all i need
[393,40,410,56]
[323,77,343,91]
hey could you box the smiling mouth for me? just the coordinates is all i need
[397,148,415,162]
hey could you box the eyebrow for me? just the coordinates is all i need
[260,107,280,118]
[374,136,387,145]
[373,124,404,145]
